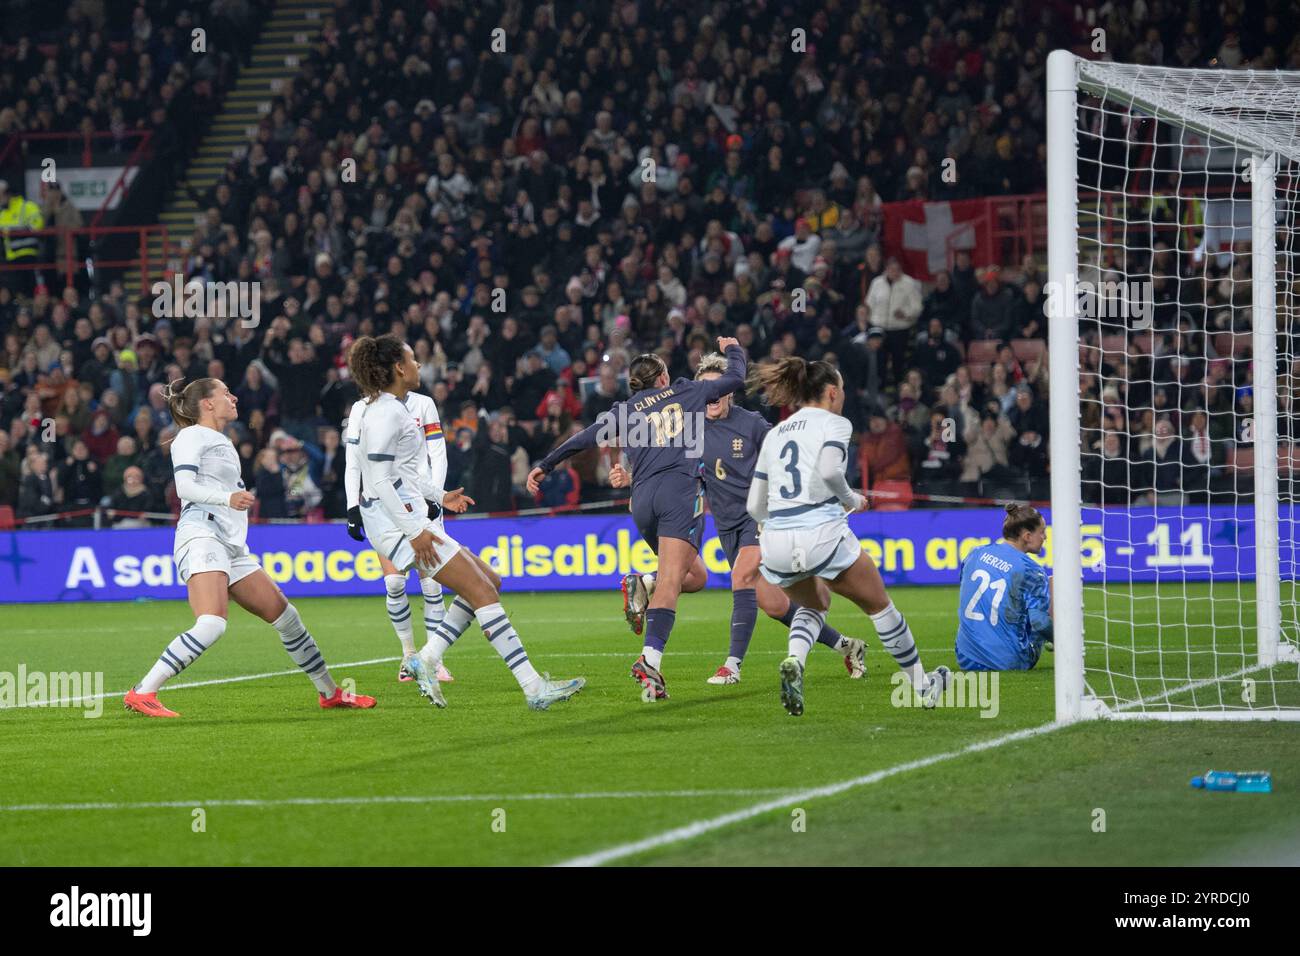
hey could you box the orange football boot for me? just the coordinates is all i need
[320,687,377,709]
[124,688,180,718]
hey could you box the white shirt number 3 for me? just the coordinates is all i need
[964,569,1007,626]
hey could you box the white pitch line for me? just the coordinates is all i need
[6,638,1276,713]
[552,721,1066,867]
[0,652,707,710]
[0,657,400,710]
[0,788,798,814]
[0,648,907,710]
[1111,656,1278,712]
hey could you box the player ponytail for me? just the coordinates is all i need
[629,353,667,392]
[348,334,407,400]
[694,352,729,378]
[1003,503,1045,541]
[747,356,840,408]
[162,377,221,428]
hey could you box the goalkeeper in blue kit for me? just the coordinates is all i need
[955,505,1053,671]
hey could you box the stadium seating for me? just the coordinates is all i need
[1010,339,1046,365]
[966,341,1003,365]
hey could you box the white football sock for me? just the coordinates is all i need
[788,607,825,667]
[274,603,337,696]
[724,655,742,673]
[420,574,446,645]
[384,573,415,656]
[137,614,226,694]
[420,596,475,665]
[871,602,925,689]
[476,602,542,695]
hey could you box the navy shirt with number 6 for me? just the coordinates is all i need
[700,405,770,532]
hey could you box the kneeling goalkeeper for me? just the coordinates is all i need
[955,504,1053,671]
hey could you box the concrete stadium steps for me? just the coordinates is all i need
[125,0,328,299]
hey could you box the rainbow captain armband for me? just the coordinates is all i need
[424,422,444,441]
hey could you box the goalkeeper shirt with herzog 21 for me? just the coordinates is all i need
[955,542,1053,670]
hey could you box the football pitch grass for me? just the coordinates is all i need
[2,587,1298,866]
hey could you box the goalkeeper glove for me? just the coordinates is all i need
[346,506,365,542]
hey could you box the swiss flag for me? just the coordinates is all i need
[882,199,995,282]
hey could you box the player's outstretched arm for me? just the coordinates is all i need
[529,411,617,492]
[700,337,749,403]
[441,487,474,513]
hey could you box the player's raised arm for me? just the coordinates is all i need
[699,337,748,403]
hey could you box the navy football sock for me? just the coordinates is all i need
[727,588,758,665]
[642,608,676,670]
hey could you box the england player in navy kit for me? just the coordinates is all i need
[527,337,747,700]
[610,353,867,685]
[955,504,1053,671]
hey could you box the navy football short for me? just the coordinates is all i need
[631,471,705,554]
[718,518,760,566]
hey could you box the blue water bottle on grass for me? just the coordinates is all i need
[1190,770,1272,792]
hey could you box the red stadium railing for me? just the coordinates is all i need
[0,224,173,292]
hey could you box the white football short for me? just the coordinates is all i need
[759,520,862,588]
[174,535,261,586]
[360,498,462,574]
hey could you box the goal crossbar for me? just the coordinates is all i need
[1077,61,1300,166]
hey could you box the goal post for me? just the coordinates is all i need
[1047,50,1086,722]
[1252,151,1282,670]
[1047,50,1300,722]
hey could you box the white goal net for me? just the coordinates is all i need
[1047,52,1300,720]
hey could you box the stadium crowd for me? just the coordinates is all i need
[1,0,1294,524]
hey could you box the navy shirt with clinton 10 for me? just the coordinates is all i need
[536,345,749,551]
